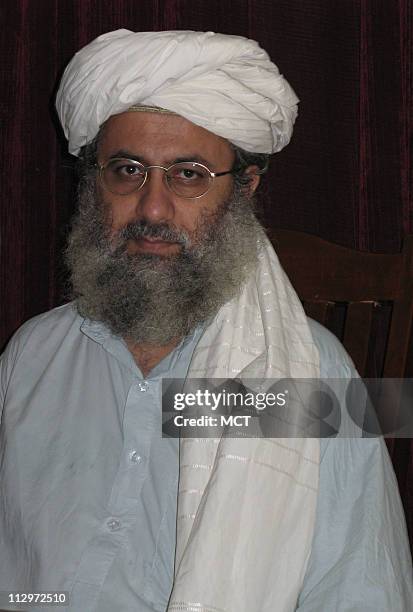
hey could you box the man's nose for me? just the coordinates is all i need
[134,168,175,223]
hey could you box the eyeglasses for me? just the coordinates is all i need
[96,158,238,199]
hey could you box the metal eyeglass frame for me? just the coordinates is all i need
[96,158,241,199]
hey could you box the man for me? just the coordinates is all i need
[0,29,411,612]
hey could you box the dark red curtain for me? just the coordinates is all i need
[1,0,412,547]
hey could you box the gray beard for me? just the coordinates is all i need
[66,179,262,346]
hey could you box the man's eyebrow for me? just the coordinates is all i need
[108,149,144,162]
[107,150,217,169]
[173,155,216,169]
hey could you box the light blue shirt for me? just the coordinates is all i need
[0,303,412,611]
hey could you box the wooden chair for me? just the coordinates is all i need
[268,229,413,552]
[268,230,413,378]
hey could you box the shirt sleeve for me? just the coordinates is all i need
[0,334,21,421]
[0,315,44,422]
[296,319,413,611]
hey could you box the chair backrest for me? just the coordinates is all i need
[268,230,413,377]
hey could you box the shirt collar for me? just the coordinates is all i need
[80,316,205,379]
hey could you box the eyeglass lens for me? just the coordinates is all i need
[101,159,212,198]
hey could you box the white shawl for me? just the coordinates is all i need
[168,234,320,612]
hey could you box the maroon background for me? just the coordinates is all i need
[1,1,412,548]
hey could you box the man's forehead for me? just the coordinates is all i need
[101,109,226,140]
[98,110,235,166]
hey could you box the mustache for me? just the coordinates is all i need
[118,220,191,249]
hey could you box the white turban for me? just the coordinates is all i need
[56,29,299,156]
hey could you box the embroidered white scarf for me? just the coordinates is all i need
[168,233,320,612]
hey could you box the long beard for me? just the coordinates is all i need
[65,179,262,345]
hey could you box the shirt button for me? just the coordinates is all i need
[106,518,121,532]
[129,450,142,464]
[138,381,149,392]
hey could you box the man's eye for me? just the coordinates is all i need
[118,165,142,177]
[173,168,203,181]
[181,169,197,180]
[108,161,144,179]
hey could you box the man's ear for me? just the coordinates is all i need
[243,165,261,196]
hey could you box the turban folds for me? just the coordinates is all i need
[56,29,299,156]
